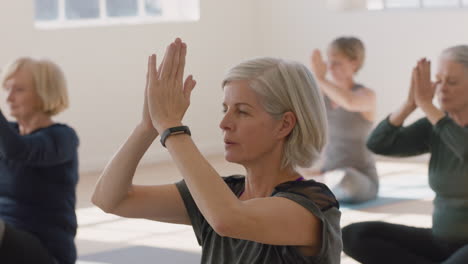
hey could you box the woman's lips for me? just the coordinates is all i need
[440,97,450,103]
[224,140,237,147]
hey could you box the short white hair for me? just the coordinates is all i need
[441,45,468,72]
[222,57,327,169]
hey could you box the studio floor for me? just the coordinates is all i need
[74,155,432,264]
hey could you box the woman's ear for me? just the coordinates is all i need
[276,111,296,139]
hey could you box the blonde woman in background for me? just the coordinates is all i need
[92,38,342,263]
[310,36,379,204]
[0,58,79,264]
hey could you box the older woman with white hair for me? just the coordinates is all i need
[0,58,79,264]
[342,45,468,263]
[92,38,342,263]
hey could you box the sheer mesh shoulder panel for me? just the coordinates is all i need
[273,180,340,212]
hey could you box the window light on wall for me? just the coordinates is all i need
[367,0,468,10]
[327,0,468,10]
[35,0,200,29]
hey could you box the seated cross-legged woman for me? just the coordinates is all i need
[343,46,468,264]
[0,57,79,264]
[309,36,378,204]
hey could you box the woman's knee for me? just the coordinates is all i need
[0,223,55,264]
[333,174,378,203]
[444,244,468,264]
[342,222,365,254]
[0,219,5,247]
[342,221,381,255]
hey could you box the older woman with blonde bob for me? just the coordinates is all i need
[92,38,342,263]
[343,45,468,263]
[0,58,79,264]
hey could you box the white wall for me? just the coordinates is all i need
[2,0,467,172]
[257,0,468,123]
[256,0,468,162]
[0,0,261,172]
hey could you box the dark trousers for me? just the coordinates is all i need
[342,221,468,264]
[0,220,56,264]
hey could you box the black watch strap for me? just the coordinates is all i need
[160,126,191,148]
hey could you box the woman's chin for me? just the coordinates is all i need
[439,103,454,113]
[8,111,19,119]
[224,154,236,163]
[224,153,243,165]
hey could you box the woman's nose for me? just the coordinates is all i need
[219,112,233,131]
[6,91,14,102]
[439,82,450,93]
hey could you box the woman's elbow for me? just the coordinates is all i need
[366,139,380,154]
[91,195,106,211]
[340,98,356,112]
[209,214,238,238]
[460,148,468,162]
[91,193,115,214]
[211,221,231,237]
[207,212,236,237]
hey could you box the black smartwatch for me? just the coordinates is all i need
[160,126,191,148]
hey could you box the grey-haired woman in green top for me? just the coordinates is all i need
[342,46,468,263]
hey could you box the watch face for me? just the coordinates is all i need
[170,126,190,135]
[161,126,191,147]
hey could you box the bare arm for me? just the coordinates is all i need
[91,56,191,225]
[147,39,322,248]
[317,79,376,112]
[166,135,322,248]
[91,125,190,224]
[310,49,375,112]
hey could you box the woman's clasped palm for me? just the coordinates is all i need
[414,58,436,107]
[146,38,197,133]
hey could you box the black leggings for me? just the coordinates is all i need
[342,221,468,264]
[0,221,56,264]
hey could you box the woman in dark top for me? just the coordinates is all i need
[309,36,378,203]
[92,38,342,263]
[0,57,79,264]
[342,46,468,263]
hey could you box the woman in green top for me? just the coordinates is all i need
[92,38,342,263]
[342,46,468,263]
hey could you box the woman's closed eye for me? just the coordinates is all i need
[221,107,250,116]
[447,80,458,86]
[238,109,249,115]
